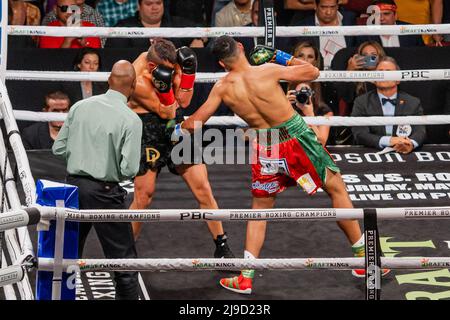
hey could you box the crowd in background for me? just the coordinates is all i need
[6,0,450,150]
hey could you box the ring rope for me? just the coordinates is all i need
[6,69,450,83]
[7,24,449,38]
[2,206,450,232]
[6,111,450,127]
[36,257,450,272]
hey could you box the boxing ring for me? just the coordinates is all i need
[1,2,450,300]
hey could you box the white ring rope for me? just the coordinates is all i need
[8,111,450,127]
[7,24,449,38]
[37,257,450,272]
[6,69,450,83]
[2,206,449,232]
[44,206,450,222]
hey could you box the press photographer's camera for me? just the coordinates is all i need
[295,87,314,104]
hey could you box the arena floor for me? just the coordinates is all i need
[23,160,450,300]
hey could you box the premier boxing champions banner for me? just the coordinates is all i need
[18,145,450,209]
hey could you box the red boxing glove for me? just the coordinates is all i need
[180,73,196,91]
[156,89,175,106]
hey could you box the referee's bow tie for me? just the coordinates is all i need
[382,98,397,105]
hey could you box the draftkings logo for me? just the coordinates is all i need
[304,259,350,269]
[399,26,438,34]
[191,259,237,269]
[78,260,87,270]
[302,27,338,36]
[420,258,450,268]
[305,258,315,268]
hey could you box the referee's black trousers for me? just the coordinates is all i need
[67,175,138,300]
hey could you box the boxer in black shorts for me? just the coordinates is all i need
[128,39,234,258]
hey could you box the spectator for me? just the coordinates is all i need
[285,0,350,24]
[332,41,385,144]
[39,0,102,48]
[215,0,252,27]
[236,0,261,51]
[60,48,108,103]
[9,0,41,25]
[106,0,203,49]
[395,0,443,45]
[96,0,138,27]
[351,56,426,154]
[22,91,71,150]
[42,0,106,46]
[8,0,40,48]
[42,0,105,27]
[365,0,424,47]
[286,41,333,145]
[337,40,386,114]
[211,0,231,26]
[289,0,358,70]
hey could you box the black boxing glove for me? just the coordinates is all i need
[152,65,175,106]
[177,46,197,90]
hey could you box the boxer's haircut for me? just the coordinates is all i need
[212,36,238,64]
[147,38,177,64]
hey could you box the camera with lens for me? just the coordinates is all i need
[295,87,314,105]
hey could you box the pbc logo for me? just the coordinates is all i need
[401,71,430,79]
[180,211,213,220]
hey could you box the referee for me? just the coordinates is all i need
[53,60,143,300]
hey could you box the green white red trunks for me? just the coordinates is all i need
[251,113,340,197]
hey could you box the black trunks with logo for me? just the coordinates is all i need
[136,110,202,176]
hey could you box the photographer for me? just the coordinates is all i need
[287,82,333,146]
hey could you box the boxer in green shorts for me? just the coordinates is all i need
[175,36,389,294]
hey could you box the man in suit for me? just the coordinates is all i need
[366,0,424,47]
[288,0,358,70]
[351,56,426,154]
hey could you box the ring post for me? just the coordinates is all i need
[363,208,382,300]
[36,179,79,300]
